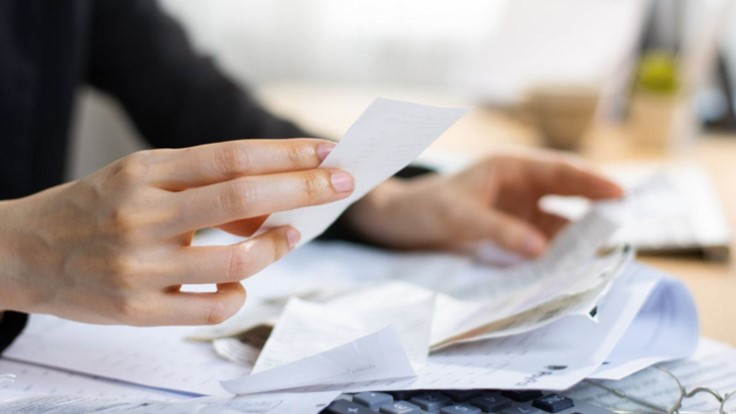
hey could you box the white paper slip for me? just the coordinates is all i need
[0,359,184,402]
[253,285,433,374]
[3,316,246,396]
[263,98,470,247]
[589,274,699,380]
[0,391,340,414]
[187,391,341,414]
[221,326,415,395]
[323,282,435,368]
[427,206,626,348]
[251,298,371,374]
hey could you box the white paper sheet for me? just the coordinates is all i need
[185,391,341,414]
[264,98,469,247]
[3,317,245,396]
[253,283,433,374]
[323,282,435,367]
[589,274,699,380]
[0,395,203,414]
[0,390,340,414]
[0,359,184,402]
[427,205,627,348]
[221,326,415,394]
[251,298,374,374]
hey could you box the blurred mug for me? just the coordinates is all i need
[523,84,600,151]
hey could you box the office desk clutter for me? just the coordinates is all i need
[0,182,706,413]
[0,98,728,413]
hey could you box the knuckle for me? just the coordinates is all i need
[299,171,330,199]
[112,297,143,324]
[114,152,151,185]
[286,142,314,166]
[217,180,256,214]
[100,205,145,244]
[107,206,138,234]
[227,245,254,282]
[216,144,250,176]
[204,300,231,325]
[106,256,137,286]
[267,235,288,264]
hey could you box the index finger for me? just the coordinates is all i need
[530,157,623,200]
[151,138,335,190]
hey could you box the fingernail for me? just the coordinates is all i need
[317,143,336,161]
[286,228,301,249]
[330,171,354,193]
[524,234,546,255]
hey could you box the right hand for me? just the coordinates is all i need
[0,139,353,326]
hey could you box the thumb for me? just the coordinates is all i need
[472,209,548,257]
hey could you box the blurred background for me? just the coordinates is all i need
[68,0,735,177]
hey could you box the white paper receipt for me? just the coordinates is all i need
[263,98,470,247]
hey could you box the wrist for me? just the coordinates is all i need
[343,179,405,230]
[0,199,38,313]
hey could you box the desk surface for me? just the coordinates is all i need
[258,82,736,346]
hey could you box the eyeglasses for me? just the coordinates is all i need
[582,367,736,414]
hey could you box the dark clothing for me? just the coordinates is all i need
[1,0,306,200]
[0,0,427,353]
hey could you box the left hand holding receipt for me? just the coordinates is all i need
[0,138,353,326]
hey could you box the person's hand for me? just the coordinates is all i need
[0,139,353,326]
[344,152,622,256]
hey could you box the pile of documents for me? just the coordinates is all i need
[0,98,708,412]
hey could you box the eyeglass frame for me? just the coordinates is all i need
[584,366,736,414]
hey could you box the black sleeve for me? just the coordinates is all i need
[0,311,28,354]
[86,0,307,148]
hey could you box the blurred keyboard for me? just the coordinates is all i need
[541,164,731,261]
[322,389,613,414]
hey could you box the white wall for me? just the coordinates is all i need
[158,0,506,89]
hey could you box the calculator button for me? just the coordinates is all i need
[502,390,544,402]
[444,390,483,402]
[469,393,512,411]
[410,393,452,411]
[325,399,374,414]
[379,400,423,414]
[389,390,421,401]
[532,394,575,413]
[353,392,393,410]
[440,403,482,414]
[500,406,546,414]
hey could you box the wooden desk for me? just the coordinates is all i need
[257,82,736,346]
